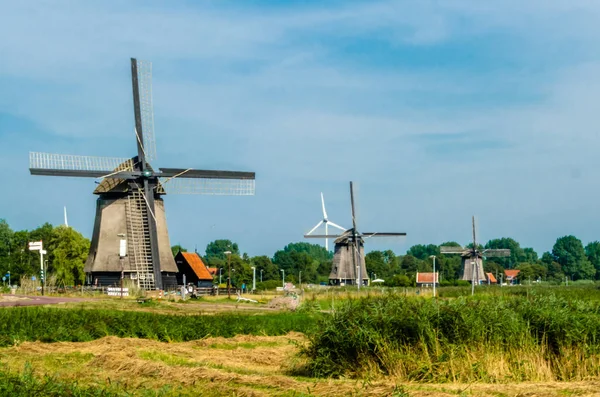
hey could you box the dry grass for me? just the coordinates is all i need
[1,334,599,396]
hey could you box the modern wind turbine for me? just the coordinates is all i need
[305,193,345,251]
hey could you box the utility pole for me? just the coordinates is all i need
[225,251,232,299]
[429,255,437,298]
[251,266,256,292]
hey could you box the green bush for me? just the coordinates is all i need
[256,279,282,291]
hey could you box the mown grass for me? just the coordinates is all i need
[0,307,318,346]
[299,294,600,382]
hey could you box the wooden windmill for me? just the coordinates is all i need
[304,182,406,288]
[29,58,255,291]
[440,216,509,291]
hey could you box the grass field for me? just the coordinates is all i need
[0,285,598,396]
[2,334,600,396]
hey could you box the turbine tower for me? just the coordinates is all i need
[306,193,345,251]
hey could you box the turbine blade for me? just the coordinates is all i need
[327,221,346,231]
[321,192,328,219]
[307,221,324,235]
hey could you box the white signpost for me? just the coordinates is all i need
[119,238,127,299]
[28,241,46,295]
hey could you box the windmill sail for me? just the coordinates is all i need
[305,182,406,287]
[29,58,255,291]
[440,216,510,287]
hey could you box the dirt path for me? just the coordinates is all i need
[0,294,92,307]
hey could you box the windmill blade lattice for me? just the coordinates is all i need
[30,152,134,176]
[134,60,157,163]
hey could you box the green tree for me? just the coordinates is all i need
[0,219,14,278]
[272,249,318,283]
[540,251,564,282]
[228,254,251,287]
[406,244,439,260]
[171,244,187,256]
[9,230,34,279]
[552,236,596,280]
[399,255,422,275]
[281,242,332,262]
[366,250,401,281]
[585,241,600,280]
[365,251,386,280]
[437,255,462,282]
[251,256,279,281]
[523,247,538,262]
[47,226,90,286]
[317,259,332,278]
[205,240,239,261]
[484,237,529,268]
[516,263,547,283]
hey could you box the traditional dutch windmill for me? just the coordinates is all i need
[304,182,406,287]
[440,216,509,289]
[29,58,255,291]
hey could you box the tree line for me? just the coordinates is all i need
[1,218,598,287]
[180,235,599,288]
[0,220,89,286]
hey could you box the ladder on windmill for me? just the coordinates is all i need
[126,190,155,290]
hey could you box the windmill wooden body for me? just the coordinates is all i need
[29,58,255,291]
[440,216,509,289]
[304,182,406,287]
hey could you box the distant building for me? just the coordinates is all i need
[416,272,439,287]
[485,272,497,284]
[504,269,520,285]
[174,251,214,287]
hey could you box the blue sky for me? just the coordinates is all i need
[1,0,600,257]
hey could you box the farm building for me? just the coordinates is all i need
[416,272,438,287]
[485,272,497,284]
[174,251,214,287]
[504,269,520,285]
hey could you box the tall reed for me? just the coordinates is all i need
[299,294,600,382]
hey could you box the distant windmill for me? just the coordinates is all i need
[440,216,510,293]
[305,182,406,288]
[305,193,346,251]
[29,58,255,291]
[64,206,69,227]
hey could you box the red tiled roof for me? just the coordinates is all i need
[486,272,497,283]
[505,269,520,279]
[207,267,218,276]
[416,272,438,283]
[181,252,213,281]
